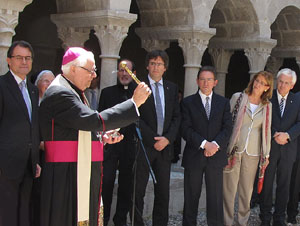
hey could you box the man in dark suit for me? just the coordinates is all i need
[181,66,232,226]
[99,59,137,226]
[259,68,300,226]
[286,136,300,224]
[0,40,40,226]
[39,47,151,226]
[134,50,181,226]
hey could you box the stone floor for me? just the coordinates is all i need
[143,205,300,226]
[108,161,300,226]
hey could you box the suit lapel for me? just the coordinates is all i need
[28,81,38,122]
[163,81,170,125]
[145,79,157,117]
[272,92,281,119]
[282,92,294,119]
[5,73,31,121]
[194,92,208,120]
[209,93,220,121]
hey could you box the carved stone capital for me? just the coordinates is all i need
[94,24,129,57]
[265,56,283,75]
[244,47,272,74]
[208,48,233,73]
[51,10,136,55]
[57,27,90,49]
[178,38,208,67]
[140,39,170,52]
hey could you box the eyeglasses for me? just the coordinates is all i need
[149,62,165,67]
[277,80,292,86]
[77,66,97,75]
[199,78,215,82]
[118,69,128,73]
[10,55,32,62]
[255,79,269,87]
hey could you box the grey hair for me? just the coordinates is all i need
[277,68,297,85]
[35,70,55,86]
[61,51,95,75]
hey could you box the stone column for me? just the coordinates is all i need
[209,48,233,96]
[94,22,135,90]
[0,0,33,74]
[244,47,273,79]
[178,38,208,97]
[296,57,300,70]
[265,56,283,87]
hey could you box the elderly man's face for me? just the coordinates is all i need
[118,60,133,86]
[37,73,55,97]
[277,74,294,97]
[72,59,97,91]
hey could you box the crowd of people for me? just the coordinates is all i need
[0,40,300,226]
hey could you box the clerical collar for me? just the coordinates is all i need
[62,74,85,102]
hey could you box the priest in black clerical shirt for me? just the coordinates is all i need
[99,59,137,226]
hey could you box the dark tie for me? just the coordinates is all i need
[205,96,210,119]
[155,82,164,135]
[279,97,285,117]
[19,80,32,121]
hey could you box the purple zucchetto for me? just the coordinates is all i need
[62,47,88,65]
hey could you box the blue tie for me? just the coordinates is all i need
[155,82,164,135]
[19,80,32,121]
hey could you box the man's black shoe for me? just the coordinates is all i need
[260,220,271,226]
[273,220,286,226]
[287,216,297,224]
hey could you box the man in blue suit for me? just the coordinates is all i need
[181,66,232,226]
[260,68,300,226]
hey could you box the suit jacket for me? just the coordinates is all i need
[270,91,300,163]
[99,82,137,159]
[0,71,40,179]
[138,78,181,160]
[181,91,232,169]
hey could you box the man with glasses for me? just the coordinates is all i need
[260,68,300,226]
[99,59,137,226]
[134,50,181,226]
[39,47,151,226]
[0,40,40,226]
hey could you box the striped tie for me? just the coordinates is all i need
[279,97,285,117]
[155,82,164,135]
[205,96,210,119]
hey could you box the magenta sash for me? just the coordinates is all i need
[45,141,103,162]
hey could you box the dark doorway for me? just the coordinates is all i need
[225,50,250,99]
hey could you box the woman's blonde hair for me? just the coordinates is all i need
[245,71,274,105]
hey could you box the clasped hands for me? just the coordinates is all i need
[204,141,219,157]
[274,132,289,145]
